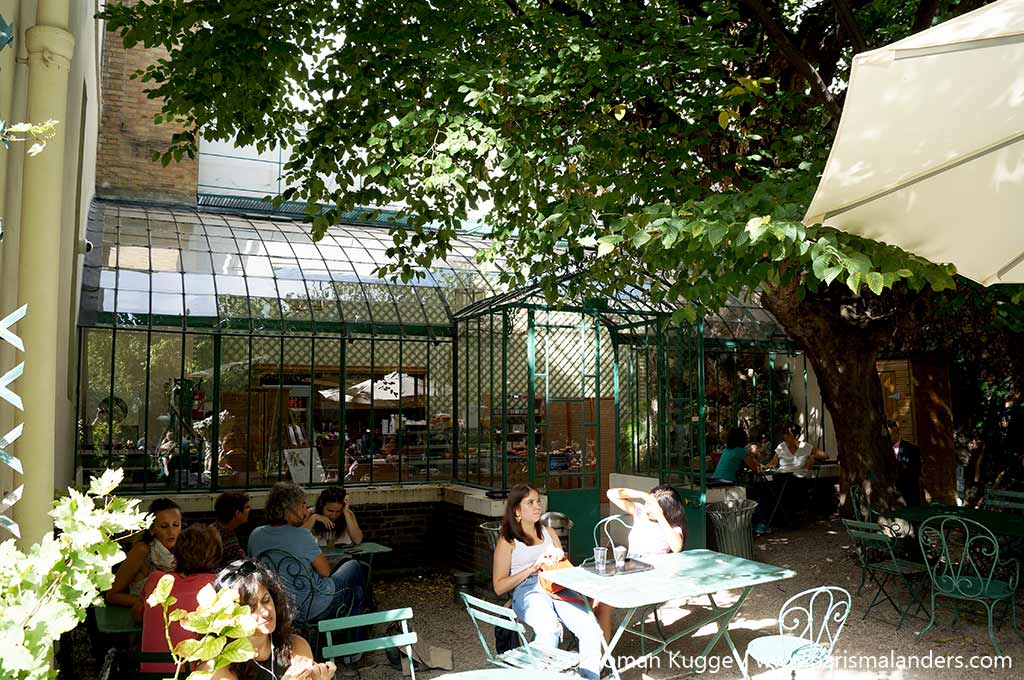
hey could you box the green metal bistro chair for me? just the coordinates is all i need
[744,586,851,680]
[982,489,1024,513]
[319,608,418,679]
[460,592,579,674]
[917,514,1022,655]
[593,514,632,550]
[842,519,927,628]
[257,548,350,659]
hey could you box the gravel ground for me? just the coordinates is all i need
[375,517,1021,680]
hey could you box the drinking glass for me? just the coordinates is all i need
[593,546,608,573]
[613,545,627,569]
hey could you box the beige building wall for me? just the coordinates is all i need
[0,0,100,543]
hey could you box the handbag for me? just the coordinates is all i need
[538,559,585,605]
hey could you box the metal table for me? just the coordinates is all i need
[434,670,573,679]
[540,549,796,680]
[322,541,392,587]
[889,504,1024,538]
[93,604,142,634]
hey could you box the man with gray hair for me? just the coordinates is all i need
[248,481,366,624]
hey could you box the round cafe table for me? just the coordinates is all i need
[433,669,574,680]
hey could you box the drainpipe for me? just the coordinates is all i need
[12,0,74,547]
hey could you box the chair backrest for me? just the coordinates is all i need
[848,484,874,522]
[255,549,323,623]
[918,515,1008,597]
[842,519,898,567]
[777,586,851,660]
[319,608,418,679]
[480,521,502,553]
[460,591,532,665]
[593,514,633,550]
[981,489,1024,513]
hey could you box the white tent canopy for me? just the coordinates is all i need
[319,371,433,405]
[804,0,1024,285]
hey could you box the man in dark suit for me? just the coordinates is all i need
[887,419,921,506]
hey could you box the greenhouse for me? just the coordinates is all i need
[76,198,825,509]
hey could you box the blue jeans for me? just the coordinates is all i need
[312,559,366,622]
[511,575,603,680]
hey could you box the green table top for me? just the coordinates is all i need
[540,549,797,609]
[889,504,1024,538]
[94,604,142,634]
[322,541,392,558]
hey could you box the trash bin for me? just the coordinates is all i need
[706,499,758,560]
[541,511,573,558]
[480,521,502,552]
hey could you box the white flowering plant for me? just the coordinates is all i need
[0,468,149,679]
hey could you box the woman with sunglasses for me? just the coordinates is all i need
[209,560,336,680]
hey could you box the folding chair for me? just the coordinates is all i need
[319,608,418,679]
[460,592,579,673]
[843,519,927,628]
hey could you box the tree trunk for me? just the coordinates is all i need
[759,280,902,511]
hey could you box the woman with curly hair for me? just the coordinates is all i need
[209,560,335,680]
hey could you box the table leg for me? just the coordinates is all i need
[766,476,790,527]
[704,589,753,680]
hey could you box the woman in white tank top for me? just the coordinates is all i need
[491,485,603,680]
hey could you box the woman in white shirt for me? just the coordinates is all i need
[492,485,603,680]
[767,423,829,470]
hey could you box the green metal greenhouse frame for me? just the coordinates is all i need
[75,198,822,508]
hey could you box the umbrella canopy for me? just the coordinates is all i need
[804,0,1024,285]
[317,388,354,403]
[343,371,433,405]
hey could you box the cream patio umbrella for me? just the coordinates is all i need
[804,0,1024,285]
[343,371,433,406]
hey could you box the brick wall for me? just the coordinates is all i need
[184,500,491,574]
[97,26,197,204]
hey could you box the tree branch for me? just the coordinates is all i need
[830,0,868,52]
[503,0,526,17]
[739,0,843,119]
[911,0,941,34]
[540,0,595,27]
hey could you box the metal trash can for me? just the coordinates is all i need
[706,499,758,560]
[480,521,502,552]
[541,511,573,558]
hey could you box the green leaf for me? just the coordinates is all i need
[866,272,884,295]
[612,104,626,121]
[632,231,652,247]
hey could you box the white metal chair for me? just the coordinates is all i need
[744,586,851,679]
[593,513,632,551]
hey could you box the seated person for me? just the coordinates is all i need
[213,491,251,569]
[492,485,603,680]
[208,560,335,680]
[711,428,761,483]
[767,423,830,470]
[598,485,687,640]
[248,482,366,624]
[105,497,181,611]
[139,524,222,673]
[305,487,363,548]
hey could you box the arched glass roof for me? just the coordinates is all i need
[80,200,503,336]
[80,199,791,346]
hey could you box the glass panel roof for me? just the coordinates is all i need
[81,199,790,345]
[80,200,498,336]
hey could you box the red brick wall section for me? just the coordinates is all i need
[97,27,197,205]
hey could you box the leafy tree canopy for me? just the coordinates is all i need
[101,0,966,318]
